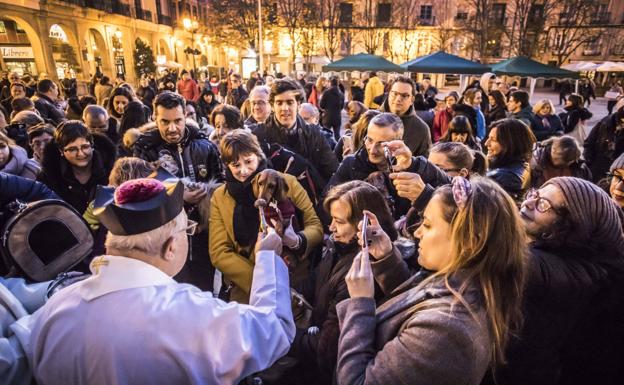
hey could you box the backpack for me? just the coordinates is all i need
[0,199,93,281]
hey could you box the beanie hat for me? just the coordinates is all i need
[545,177,624,269]
[610,153,624,173]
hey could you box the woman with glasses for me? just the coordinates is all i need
[491,177,624,385]
[0,131,40,179]
[38,120,116,214]
[607,153,624,210]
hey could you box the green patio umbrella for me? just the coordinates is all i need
[322,53,403,72]
[492,56,579,79]
[401,51,491,75]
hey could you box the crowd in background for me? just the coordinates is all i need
[1,64,624,385]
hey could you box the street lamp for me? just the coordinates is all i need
[183,17,200,77]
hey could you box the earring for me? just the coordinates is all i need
[540,232,554,240]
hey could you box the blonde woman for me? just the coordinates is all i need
[532,99,564,141]
[337,177,527,385]
[308,76,327,108]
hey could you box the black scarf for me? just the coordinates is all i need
[226,159,267,248]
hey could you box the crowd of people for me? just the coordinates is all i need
[1,66,624,385]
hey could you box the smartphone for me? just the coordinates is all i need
[383,145,397,171]
[362,212,370,250]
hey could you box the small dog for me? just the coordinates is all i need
[182,178,222,232]
[252,169,301,269]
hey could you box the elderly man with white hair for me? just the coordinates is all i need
[20,178,295,385]
[245,85,271,127]
[299,102,338,150]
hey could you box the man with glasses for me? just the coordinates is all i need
[226,72,248,109]
[379,76,431,157]
[21,178,295,385]
[245,85,271,127]
[326,112,448,219]
[492,177,624,385]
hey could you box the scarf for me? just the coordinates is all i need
[226,159,267,248]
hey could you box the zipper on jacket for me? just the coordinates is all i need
[178,144,187,178]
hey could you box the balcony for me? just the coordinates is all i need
[112,0,130,16]
[136,8,153,23]
[85,0,113,12]
[591,13,611,25]
[158,14,173,26]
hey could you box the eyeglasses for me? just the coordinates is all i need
[179,219,198,236]
[523,189,566,214]
[389,91,412,100]
[63,144,92,155]
[608,172,624,184]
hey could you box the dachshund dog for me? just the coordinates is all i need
[252,169,301,269]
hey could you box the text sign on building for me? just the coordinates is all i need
[49,24,68,42]
[0,46,35,59]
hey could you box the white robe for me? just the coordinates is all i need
[20,251,295,385]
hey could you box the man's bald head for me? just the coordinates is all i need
[83,105,110,134]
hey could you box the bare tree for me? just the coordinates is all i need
[506,0,558,58]
[433,0,456,52]
[209,0,267,51]
[547,0,602,65]
[319,0,341,60]
[277,0,306,72]
[393,0,421,62]
[463,0,495,60]
[362,0,382,54]
[299,1,321,72]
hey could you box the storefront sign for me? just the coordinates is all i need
[0,46,34,59]
[49,24,68,42]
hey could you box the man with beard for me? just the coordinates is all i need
[487,177,624,385]
[379,76,431,157]
[326,112,449,219]
[134,91,222,291]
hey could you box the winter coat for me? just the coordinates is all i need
[38,133,116,214]
[176,78,199,102]
[485,105,507,127]
[226,86,248,109]
[319,86,344,131]
[337,248,491,385]
[351,86,364,103]
[209,172,323,304]
[326,147,450,219]
[532,113,564,141]
[510,105,537,132]
[432,107,453,142]
[94,83,113,106]
[487,159,531,203]
[559,105,593,134]
[379,101,432,157]
[0,172,59,208]
[133,125,222,183]
[530,143,591,188]
[583,113,624,182]
[487,246,621,385]
[136,86,156,109]
[290,239,359,385]
[0,146,40,180]
[364,76,384,109]
[250,114,339,190]
[452,103,478,136]
[32,93,65,126]
[415,108,434,131]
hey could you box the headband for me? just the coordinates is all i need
[452,176,472,210]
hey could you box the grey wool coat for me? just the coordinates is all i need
[336,248,492,385]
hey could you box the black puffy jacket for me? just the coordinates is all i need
[38,134,116,214]
[32,93,65,126]
[133,125,222,183]
[326,147,450,218]
[486,159,531,203]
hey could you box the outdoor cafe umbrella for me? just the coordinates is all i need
[322,53,403,72]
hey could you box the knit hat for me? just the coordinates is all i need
[545,177,624,268]
[610,153,624,172]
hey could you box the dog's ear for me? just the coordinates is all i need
[251,173,262,198]
[275,173,289,202]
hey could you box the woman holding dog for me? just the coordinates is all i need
[336,177,527,385]
[209,129,322,304]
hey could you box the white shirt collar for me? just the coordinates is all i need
[78,255,175,301]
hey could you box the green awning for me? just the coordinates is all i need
[492,56,579,79]
[401,51,491,75]
[322,53,403,72]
